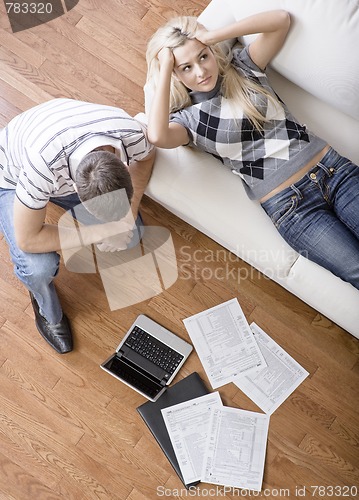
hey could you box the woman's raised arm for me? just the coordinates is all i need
[196,10,291,71]
[147,48,189,149]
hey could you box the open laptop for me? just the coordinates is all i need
[100,314,193,401]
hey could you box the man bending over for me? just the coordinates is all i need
[0,98,155,354]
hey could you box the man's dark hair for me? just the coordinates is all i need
[75,151,134,222]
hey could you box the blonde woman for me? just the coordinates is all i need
[146,11,359,289]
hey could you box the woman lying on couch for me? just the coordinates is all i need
[145,11,359,289]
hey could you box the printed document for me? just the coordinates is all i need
[234,322,309,414]
[161,392,223,485]
[183,299,266,389]
[202,406,270,491]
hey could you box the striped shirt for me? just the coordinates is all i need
[0,98,153,209]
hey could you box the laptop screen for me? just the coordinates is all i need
[102,354,165,400]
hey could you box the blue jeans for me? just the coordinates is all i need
[261,147,359,289]
[0,191,144,323]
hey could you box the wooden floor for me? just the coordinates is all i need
[0,1,359,499]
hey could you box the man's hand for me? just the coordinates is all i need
[96,217,134,252]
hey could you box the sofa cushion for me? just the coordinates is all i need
[279,256,359,339]
[198,0,359,121]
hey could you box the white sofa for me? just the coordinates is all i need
[141,0,359,338]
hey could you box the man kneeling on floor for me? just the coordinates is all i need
[0,98,155,354]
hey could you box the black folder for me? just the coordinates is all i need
[136,372,209,488]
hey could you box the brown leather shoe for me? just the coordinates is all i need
[29,293,73,354]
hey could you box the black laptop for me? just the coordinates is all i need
[101,314,193,401]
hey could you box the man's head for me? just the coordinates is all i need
[75,150,134,222]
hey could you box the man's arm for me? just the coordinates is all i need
[14,202,62,253]
[128,148,156,218]
[13,197,133,254]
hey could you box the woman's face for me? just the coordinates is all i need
[172,38,219,93]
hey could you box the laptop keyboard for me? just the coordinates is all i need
[124,326,184,376]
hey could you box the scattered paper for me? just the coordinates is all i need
[170,300,310,491]
[161,392,223,485]
[183,299,266,389]
[234,322,309,414]
[202,406,270,491]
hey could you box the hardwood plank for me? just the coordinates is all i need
[0,78,38,116]
[0,367,85,448]
[0,452,65,500]
[249,306,358,370]
[0,278,31,324]
[0,59,53,105]
[299,434,359,486]
[33,20,144,106]
[265,452,352,499]
[0,96,23,126]
[127,488,153,500]
[55,16,146,89]
[0,28,45,69]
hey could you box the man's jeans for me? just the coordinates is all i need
[0,191,143,323]
[261,148,359,289]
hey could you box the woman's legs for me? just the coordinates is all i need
[261,148,359,289]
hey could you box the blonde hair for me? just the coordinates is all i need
[146,16,280,130]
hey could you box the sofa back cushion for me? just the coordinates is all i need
[198,0,359,121]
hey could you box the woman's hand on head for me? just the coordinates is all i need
[157,47,174,71]
[195,24,212,45]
